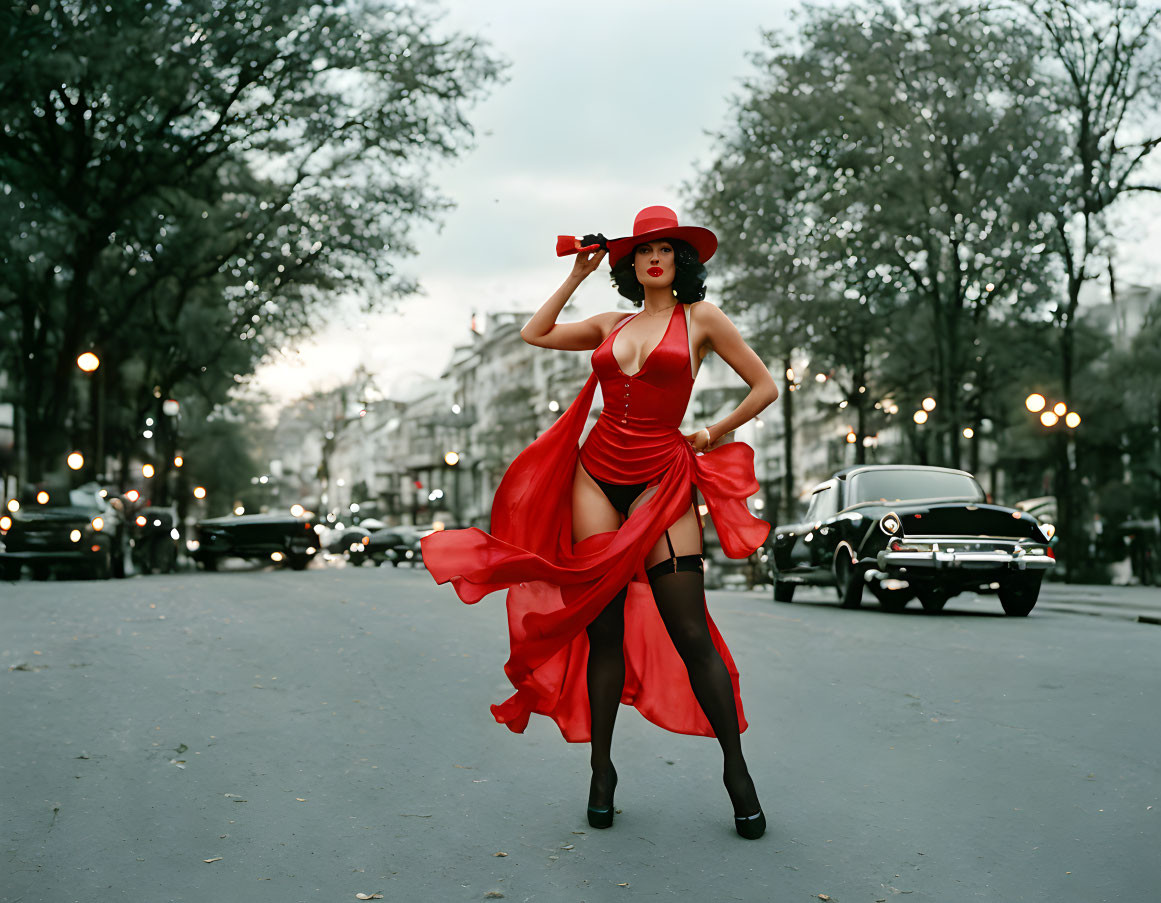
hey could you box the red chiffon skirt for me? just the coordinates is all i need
[421,373,770,742]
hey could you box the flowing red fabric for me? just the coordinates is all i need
[422,304,770,742]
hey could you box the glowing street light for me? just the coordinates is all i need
[1025,393,1047,413]
[193,486,207,500]
[913,410,929,425]
[174,456,184,468]
[37,491,50,504]
[290,504,305,517]
[444,451,460,466]
[921,396,937,412]
[962,427,974,439]
[162,399,180,416]
[67,452,85,471]
[76,352,100,372]
[142,464,155,478]
[1040,411,1060,427]
[1064,411,1081,429]
[1052,402,1067,416]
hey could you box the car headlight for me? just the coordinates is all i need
[1038,522,1056,541]
[879,512,902,535]
[0,515,11,531]
[70,530,82,543]
[91,516,104,531]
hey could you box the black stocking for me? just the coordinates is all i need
[586,585,628,807]
[647,567,761,817]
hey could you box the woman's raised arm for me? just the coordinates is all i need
[520,247,625,351]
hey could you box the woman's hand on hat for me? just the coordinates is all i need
[569,241,606,280]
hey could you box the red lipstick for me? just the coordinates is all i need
[647,266,664,278]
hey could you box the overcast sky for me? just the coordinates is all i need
[249,0,1161,405]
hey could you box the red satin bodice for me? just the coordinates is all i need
[580,303,694,484]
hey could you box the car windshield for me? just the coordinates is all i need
[849,470,984,505]
[19,488,102,510]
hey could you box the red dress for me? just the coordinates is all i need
[421,302,770,742]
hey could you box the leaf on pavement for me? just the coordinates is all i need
[493,852,508,857]
[203,857,223,863]
[354,894,383,900]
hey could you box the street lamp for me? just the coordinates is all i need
[67,452,84,471]
[921,396,937,412]
[193,486,207,500]
[76,352,100,373]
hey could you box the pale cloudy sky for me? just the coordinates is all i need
[250,0,1161,405]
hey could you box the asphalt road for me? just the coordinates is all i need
[2,564,1158,903]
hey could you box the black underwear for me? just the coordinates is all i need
[580,461,703,580]
[581,461,649,516]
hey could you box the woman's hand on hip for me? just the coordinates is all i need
[683,427,714,452]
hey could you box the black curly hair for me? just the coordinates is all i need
[609,237,707,306]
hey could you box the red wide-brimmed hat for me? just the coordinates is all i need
[605,205,718,268]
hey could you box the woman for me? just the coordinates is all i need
[422,206,778,839]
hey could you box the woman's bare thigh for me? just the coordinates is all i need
[572,459,623,543]
[626,486,703,570]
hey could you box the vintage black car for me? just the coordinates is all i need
[128,505,180,574]
[771,465,1055,616]
[361,523,447,567]
[0,483,128,580]
[191,512,319,571]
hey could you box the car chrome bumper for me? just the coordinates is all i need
[877,549,1055,572]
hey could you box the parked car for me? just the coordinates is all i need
[0,482,128,580]
[325,525,373,564]
[128,504,180,574]
[770,465,1055,616]
[363,523,450,567]
[191,511,319,571]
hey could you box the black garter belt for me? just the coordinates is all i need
[580,461,704,581]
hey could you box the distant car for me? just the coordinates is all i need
[192,512,319,571]
[363,523,449,567]
[128,505,180,574]
[325,525,373,564]
[770,465,1055,616]
[0,483,128,580]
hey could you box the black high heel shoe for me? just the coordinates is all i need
[725,765,765,839]
[586,764,618,829]
[734,809,766,840]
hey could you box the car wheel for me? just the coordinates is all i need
[288,554,310,571]
[0,562,21,581]
[774,580,796,603]
[31,563,51,581]
[91,546,113,580]
[112,537,127,578]
[834,554,864,608]
[998,573,1042,617]
[917,587,950,613]
[870,580,914,612]
[201,555,219,572]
